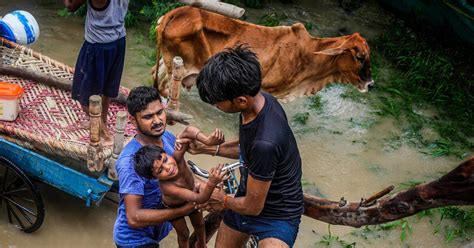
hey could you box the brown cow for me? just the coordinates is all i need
[153,6,374,102]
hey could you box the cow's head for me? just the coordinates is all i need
[314,33,374,92]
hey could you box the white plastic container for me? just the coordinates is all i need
[0,82,23,121]
[0,10,40,45]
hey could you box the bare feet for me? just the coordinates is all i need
[100,123,114,147]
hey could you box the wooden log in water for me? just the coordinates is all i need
[191,156,474,245]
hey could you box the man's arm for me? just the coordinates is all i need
[64,0,108,12]
[162,164,227,204]
[212,175,271,216]
[185,138,240,159]
[64,0,86,12]
[124,194,195,229]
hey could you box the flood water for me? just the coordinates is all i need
[0,0,471,247]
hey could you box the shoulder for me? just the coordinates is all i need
[251,139,278,154]
[116,139,141,170]
[161,130,176,155]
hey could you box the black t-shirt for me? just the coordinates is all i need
[236,92,304,219]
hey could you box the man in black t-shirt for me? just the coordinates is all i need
[189,45,304,248]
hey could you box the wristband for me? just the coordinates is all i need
[213,144,220,156]
[223,195,228,209]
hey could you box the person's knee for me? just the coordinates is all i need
[258,237,289,248]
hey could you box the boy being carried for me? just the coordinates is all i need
[134,126,227,248]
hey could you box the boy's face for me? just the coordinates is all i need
[152,153,179,180]
[214,99,241,113]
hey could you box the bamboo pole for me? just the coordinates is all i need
[87,95,104,172]
[169,56,185,111]
[107,111,127,180]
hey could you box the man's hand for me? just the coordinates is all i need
[174,137,191,151]
[208,164,229,186]
[203,128,225,146]
[195,198,224,212]
[179,138,206,155]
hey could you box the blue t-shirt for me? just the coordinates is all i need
[113,131,175,246]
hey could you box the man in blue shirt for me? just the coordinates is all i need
[113,86,195,247]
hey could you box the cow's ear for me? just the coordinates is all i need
[314,47,346,56]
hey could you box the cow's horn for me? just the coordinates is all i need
[314,47,345,56]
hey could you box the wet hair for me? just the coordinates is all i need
[127,86,162,117]
[134,145,165,179]
[196,45,261,104]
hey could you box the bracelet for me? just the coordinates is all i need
[213,144,220,156]
[223,194,228,209]
[194,130,202,140]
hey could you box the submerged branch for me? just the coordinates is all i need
[192,156,474,245]
[304,156,474,227]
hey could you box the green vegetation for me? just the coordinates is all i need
[318,225,356,248]
[292,112,309,125]
[257,12,288,26]
[372,22,473,158]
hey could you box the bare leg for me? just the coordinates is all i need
[171,217,190,248]
[80,105,90,129]
[189,211,206,248]
[259,238,289,248]
[215,221,249,248]
[100,96,113,146]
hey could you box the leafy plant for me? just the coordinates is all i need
[258,12,288,26]
[318,225,356,247]
[307,94,324,111]
[293,112,309,125]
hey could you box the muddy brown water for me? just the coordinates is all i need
[0,0,471,247]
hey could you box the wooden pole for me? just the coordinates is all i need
[179,0,245,19]
[107,111,127,180]
[87,95,104,172]
[169,56,185,111]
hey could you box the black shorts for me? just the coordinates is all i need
[72,37,126,106]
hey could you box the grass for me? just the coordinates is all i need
[317,225,356,248]
[292,112,309,125]
[371,22,473,158]
[258,12,288,26]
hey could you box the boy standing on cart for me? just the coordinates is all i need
[64,0,128,146]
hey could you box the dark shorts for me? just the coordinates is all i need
[116,244,159,248]
[223,210,301,247]
[72,36,126,106]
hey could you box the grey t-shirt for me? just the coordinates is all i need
[85,0,129,43]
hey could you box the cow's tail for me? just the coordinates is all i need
[154,16,164,90]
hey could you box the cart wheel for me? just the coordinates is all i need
[0,157,44,233]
